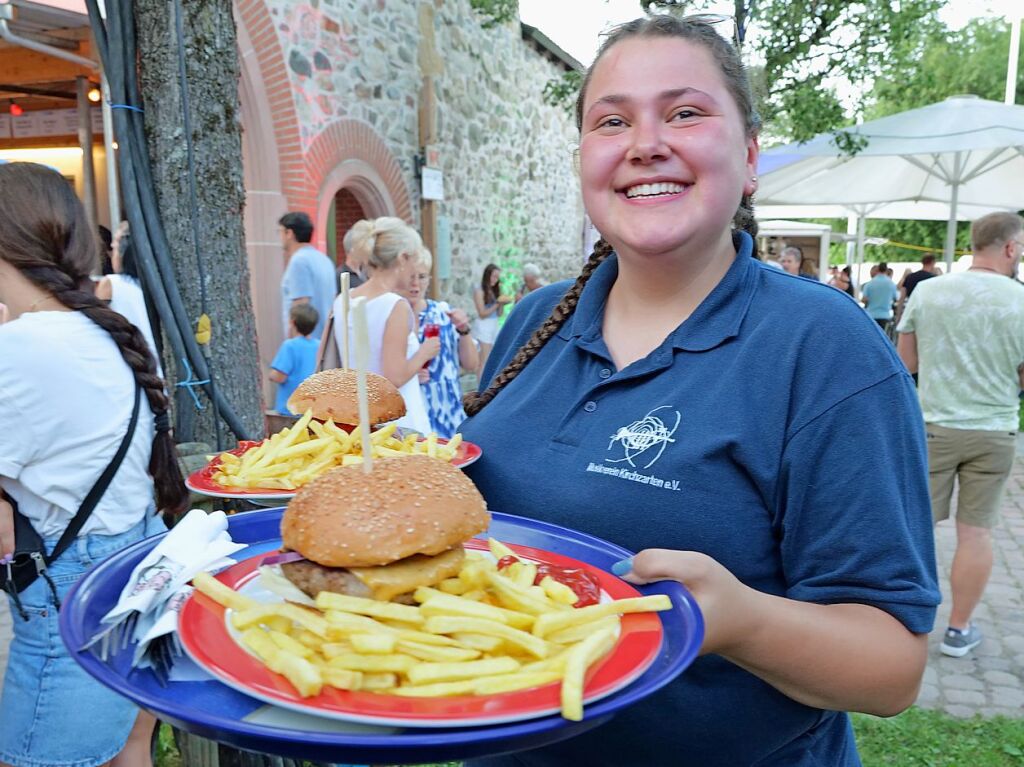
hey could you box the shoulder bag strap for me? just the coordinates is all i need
[46,383,143,565]
[316,310,340,372]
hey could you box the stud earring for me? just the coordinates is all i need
[751,175,758,183]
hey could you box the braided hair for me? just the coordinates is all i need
[465,15,761,416]
[0,163,187,515]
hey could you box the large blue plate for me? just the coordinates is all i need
[60,509,703,764]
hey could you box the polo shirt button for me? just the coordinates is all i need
[599,368,611,379]
[584,401,598,413]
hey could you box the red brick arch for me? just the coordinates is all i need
[307,119,414,234]
[234,0,304,206]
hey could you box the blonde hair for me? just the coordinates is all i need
[349,217,422,271]
[417,247,433,270]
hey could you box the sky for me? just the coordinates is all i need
[519,0,1024,66]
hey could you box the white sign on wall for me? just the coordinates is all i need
[421,167,444,201]
[0,114,11,139]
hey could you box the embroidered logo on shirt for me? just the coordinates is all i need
[606,405,681,469]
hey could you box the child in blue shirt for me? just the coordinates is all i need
[269,303,319,414]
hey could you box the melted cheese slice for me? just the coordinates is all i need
[348,547,465,602]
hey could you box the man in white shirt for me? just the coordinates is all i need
[897,212,1024,658]
[278,211,337,340]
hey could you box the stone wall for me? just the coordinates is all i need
[260,0,585,313]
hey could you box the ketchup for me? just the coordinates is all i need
[496,556,601,608]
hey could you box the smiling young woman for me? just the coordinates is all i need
[460,15,939,767]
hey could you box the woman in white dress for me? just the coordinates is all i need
[332,217,438,434]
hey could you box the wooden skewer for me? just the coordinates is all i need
[339,272,351,369]
[350,296,373,474]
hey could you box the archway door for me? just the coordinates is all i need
[316,155,406,261]
[327,187,366,266]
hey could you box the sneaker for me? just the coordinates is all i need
[940,623,983,657]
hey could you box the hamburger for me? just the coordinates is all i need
[276,454,490,603]
[287,368,406,427]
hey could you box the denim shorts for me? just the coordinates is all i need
[0,513,166,767]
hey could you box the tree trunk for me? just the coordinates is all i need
[134,0,263,448]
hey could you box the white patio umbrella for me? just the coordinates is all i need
[757,95,1024,268]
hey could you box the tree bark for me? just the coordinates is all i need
[134,0,263,448]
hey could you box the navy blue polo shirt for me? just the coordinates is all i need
[460,233,939,767]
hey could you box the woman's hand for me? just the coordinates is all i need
[414,336,441,365]
[0,495,15,562]
[417,368,430,384]
[448,308,471,333]
[620,548,928,715]
[619,548,758,656]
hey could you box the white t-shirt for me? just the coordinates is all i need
[108,273,163,377]
[331,292,431,434]
[0,311,156,538]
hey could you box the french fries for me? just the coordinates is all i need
[209,412,464,491]
[191,538,672,721]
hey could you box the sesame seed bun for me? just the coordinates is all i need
[281,454,491,569]
[286,368,406,426]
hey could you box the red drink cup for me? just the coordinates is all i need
[422,322,440,369]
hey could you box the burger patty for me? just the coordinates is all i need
[280,560,418,604]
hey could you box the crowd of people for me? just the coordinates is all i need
[269,211,538,439]
[2,11,1023,767]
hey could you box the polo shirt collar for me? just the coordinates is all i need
[559,231,758,353]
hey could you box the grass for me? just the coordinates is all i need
[155,725,181,767]
[852,709,1024,766]
[155,710,1024,767]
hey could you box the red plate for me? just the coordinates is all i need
[178,540,664,727]
[185,437,483,501]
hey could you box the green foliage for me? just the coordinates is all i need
[643,0,945,143]
[470,0,518,29]
[852,709,1024,766]
[803,217,971,265]
[832,17,1024,256]
[542,70,583,115]
[867,17,1024,118]
[156,725,181,767]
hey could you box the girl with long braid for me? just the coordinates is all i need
[0,162,187,767]
[460,17,938,766]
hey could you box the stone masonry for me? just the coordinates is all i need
[258,0,585,306]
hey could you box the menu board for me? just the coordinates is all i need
[11,112,39,137]
[4,108,104,140]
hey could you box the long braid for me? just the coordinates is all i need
[464,239,614,416]
[0,162,187,516]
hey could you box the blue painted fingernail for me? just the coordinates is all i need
[611,558,633,576]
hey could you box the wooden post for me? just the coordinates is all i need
[417,3,442,299]
[76,75,98,231]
